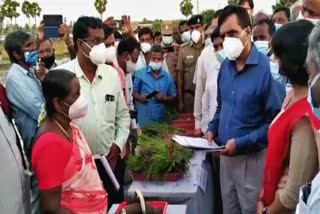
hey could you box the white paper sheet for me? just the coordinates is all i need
[172,135,225,151]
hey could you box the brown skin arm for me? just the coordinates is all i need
[59,24,76,60]
[122,15,137,42]
[40,187,75,214]
[264,194,290,214]
[133,92,149,103]
[177,69,184,112]
[155,92,175,102]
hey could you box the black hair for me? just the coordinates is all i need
[117,38,140,56]
[218,5,252,29]
[239,0,254,9]
[272,20,314,86]
[103,25,114,39]
[179,20,187,29]
[211,27,221,42]
[138,27,153,39]
[273,7,291,21]
[254,18,276,37]
[114,30,124,40]
[154,31,162,39]
[42,69,76,117]
[214,9,223,19]
[150,45,164,56]
[73,16,103,51]
[4,31,30,63]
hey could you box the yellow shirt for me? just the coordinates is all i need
[57,59,130,155]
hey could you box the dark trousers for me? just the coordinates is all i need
[95,157,125,210]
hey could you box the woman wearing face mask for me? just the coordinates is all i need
[31,70,108,214]
[257,20,320,214]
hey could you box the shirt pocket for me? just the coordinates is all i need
[100,91,118,122]
[184,55,196,71]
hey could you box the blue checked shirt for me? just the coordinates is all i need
[208,45,285,153]
[133,66,176,128]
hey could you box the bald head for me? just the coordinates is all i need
[303,0,320,19]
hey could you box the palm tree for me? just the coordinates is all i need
[180,0,193,19]
[1,0,20,25]
[30,2,41,28]
[22,1,32,26]
[94,0,107,20]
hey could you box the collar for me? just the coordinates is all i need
[189,38,205,49]
[74,58,103,79]
[12,63,30,75]
[245,44,260,65]
[147,66,165,78]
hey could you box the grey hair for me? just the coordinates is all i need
[308,24,320,73]
[290,0,303,21]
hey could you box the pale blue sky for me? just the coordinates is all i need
[7,0,278,25]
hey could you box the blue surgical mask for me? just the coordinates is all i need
[308,74,320,119]
[149,61,162,71]
[270,61,288,85]
[254,40,269,55]
[216,49,226,64]
[24,51,38,66]
[205,38,212,47]
[163,36,173,45]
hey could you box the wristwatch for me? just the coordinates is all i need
[263,207,268,214]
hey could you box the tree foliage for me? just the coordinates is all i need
[201,9,215,25]
[180,0,193,19]
[94,0,107,19]
[228,0,240,5]
[272,0,296,11]
[1,0,20,24]
[22,1,32,25]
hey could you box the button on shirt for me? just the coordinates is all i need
[57,59,130,155]
[6,63,45,153]
[208,45,285,152]
[133,66,176,128]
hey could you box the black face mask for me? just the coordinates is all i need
[40,54,55,69]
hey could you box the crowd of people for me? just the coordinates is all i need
[2,0,320,213]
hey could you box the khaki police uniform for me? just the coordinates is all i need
[176,41,204,113]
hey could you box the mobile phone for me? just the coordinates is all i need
[146,90,159,99]
[164,46,174,53]
[43,15,63,38]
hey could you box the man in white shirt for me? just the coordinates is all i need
[56,16,130,208]
[193,11,222,136]
[135,27,169,74]
[201,28,224,134]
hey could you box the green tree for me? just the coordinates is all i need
[94,0,107,20]
[201,9,215,25]
[228,0,240,5]
[180,0,193,19]
[22,1,32,26]
[30,2,41,28]
[152,19,163,32]
[1,0,20,25]
[272,0,296,11]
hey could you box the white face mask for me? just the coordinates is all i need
[223,30,247,61]
[205,38,212,47]
[181,31,191,43]
[126,60,136,74]
[149,61,162,71]
[105,46,117,64]
[82,41,108,65]
[163,36,173,45]
[63,94,89,120]
[274,23,283,31]
[191,30,201,44]
[141,42,152,53]
[254,40,270,55]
